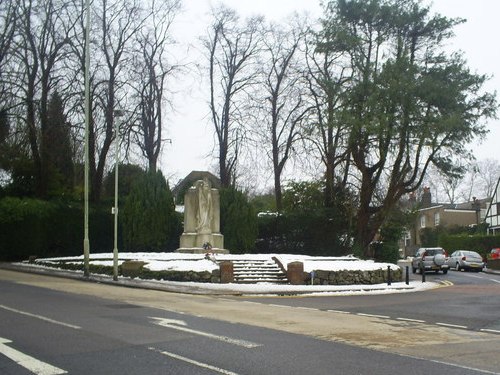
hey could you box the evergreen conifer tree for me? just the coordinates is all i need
[43,91,74,196]
[220,188,258,253]
[122,170,180,251]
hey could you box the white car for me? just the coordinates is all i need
[447,250,484,272]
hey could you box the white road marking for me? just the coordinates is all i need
[396,317,426,323]
[295,306,318,311]
[489,279,500,284]
[327,309,351,314]
[466,274,484,279]
[395,351,500,374]
[356,313,390,319]
[436,322,468,329]
[0,304,81,330]
[150,317,261,348]
[480,328,500,334]
[150,347,239,375]
[268,304,288,308]
[0,337,67,375]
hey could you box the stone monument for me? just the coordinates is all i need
[176,177,228,254]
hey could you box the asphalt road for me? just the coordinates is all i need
[0,269,499,374]
[235,269,500,334]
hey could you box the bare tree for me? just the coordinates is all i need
[424,162,466,204]
[422,158,499,204]
[305,25,352,207]
[0,0,18,111]
[12,0,77,197]
[84,0,145,201]
[475,158,500,199]
[128,0,181,172]
[203,6,263,187]
[255,18,311,211]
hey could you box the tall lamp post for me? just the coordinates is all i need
[113,109,124,281]
[83,0,91,277]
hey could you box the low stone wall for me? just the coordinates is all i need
[305,268,402,285]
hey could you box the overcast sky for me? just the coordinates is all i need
[161,0,500,188]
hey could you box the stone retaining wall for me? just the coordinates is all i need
[305,268,402,285]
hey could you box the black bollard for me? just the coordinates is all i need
[387,265,392,286]
[405,266,409,285]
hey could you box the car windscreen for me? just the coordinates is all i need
[425,249,443,255]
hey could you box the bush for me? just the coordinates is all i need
[0,197,114,261]
[256,209,351,256]
[220,188,258,253]
[439,233,500,259]
[122,171,180,252]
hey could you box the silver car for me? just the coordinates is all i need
[412,247,449,274]
[447,250,484,272]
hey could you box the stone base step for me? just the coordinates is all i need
[226,258,288,284]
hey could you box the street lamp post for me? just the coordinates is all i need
[113,109,124,281]
[83,0,91,277]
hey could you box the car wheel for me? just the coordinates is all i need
[455,263,461,271]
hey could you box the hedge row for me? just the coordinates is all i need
[439,233,500,259]
[0,197,114,261]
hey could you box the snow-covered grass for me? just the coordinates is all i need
[19,252,438,295]
[37,252,402,273]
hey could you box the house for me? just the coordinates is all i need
[485,177,500,234]
[402,187,490,257]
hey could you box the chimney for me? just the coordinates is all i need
[421,187,431,208]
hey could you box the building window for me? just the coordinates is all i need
[434,212,440,226]
[420,215,426,228]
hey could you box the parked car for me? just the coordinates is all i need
[490,248,500,260]
[411,247,449,274]
[447,250,484,272]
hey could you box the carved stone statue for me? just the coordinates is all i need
[176,178,227,253]
[196,178,212,234]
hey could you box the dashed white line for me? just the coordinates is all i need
[0,304,81,330]
[295,306,318,311]
[327,309,351,314]
[480,328,500,334]
[268,304,289,308]
[150,348,239,375]
[396,317,426,323]
[436,322,468,329]
[394,352,500,375]
[356,313,390,319]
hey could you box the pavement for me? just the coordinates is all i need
[1,262,499,296]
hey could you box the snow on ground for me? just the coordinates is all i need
[39,252,401,273]
[25,252,439,296]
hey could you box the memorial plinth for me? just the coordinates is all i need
[176,178,229,254]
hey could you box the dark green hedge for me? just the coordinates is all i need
[0,197,113,261]
[439,233,500,259]
[255,209,351,256]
